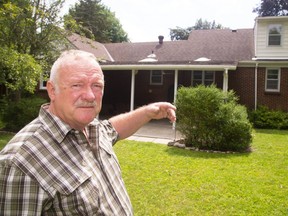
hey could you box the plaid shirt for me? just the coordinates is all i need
[0,104,133,215]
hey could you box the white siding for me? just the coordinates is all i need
[255,18,288,59]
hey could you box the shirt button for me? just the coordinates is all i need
[82,160,87,167]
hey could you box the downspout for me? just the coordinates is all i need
[130,69,136,111]
[254,63,258,110]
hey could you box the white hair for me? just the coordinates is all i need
[49,50,100,91]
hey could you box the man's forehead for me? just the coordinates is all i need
[60,61,103,75]
[67,71,104,80]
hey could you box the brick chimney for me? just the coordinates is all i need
[158,35,164,44]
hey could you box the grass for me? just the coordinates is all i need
[0,132,14,149]
[114,129,288,216]
[0,130,287,215]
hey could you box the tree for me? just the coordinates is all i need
[253,0,288,16]
[64,0,129,43]
[0,0,69,99]
[169,26,193,41]
[193,18,224,30]
[170,19,225,41]
[0,47,42,97]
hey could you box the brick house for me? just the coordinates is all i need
[47,16,288,115]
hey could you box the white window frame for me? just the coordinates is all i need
[268,24,282,46]
[39,72,49,90]
[191,70,215,86]
[265,68,280,92]
[150,70,163,85]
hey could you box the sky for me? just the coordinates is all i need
[63,0,261,42]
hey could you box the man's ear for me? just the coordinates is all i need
[46,81,56,101]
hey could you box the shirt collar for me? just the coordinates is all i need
[38,103,75,144]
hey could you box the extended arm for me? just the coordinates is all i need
[109,102,176,140]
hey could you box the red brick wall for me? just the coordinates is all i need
[229,67,288,112]
[228,67,256,110]
[134,70,175,106]
[256,67,288,112]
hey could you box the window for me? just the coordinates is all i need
[265,68,280,92]
[150,70,163,85]
[192,71,214,86]
[39,72,49,90]
[268,24,282,46]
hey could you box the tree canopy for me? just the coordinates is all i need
[0,0,69,98]
[169,19,225,41]
[64,0,129,43]
[253,0,288,16]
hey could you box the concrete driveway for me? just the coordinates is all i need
[126,119,183,144]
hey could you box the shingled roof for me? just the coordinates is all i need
[104,28,254,66]
[68,29,255,66]
[67,33,114,62]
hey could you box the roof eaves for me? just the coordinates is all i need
[100,62,237,71]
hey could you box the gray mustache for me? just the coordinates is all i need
[75,101,97,107]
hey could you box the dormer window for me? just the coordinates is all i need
[268,24,282,46]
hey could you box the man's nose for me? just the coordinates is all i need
[83,87,96,101]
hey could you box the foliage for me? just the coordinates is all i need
[114,130,288,215]
[64,0,129,43]
[249,105,288,129]
[2,96,47,132]
[169,26,192,40]
[0,47,42,94]
[0,0,70,98]
[176,85,252,152]
[193,18,225,30]
[0,98,8,130]
[170,18,225,41]
[0,0,67,56]
[253,0,288,16]
[0,132,14,149]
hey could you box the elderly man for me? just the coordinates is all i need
[0,50,176,215]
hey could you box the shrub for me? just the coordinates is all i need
[249,105,288,129]
[176,85,252,152]
[2,96,47,132]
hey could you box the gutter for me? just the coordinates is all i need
[100,64,237,71]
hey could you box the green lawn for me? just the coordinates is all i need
[114,129,288,216]
[0,132,14,149]
[1,130,287,215]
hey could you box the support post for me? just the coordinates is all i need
[130,70,136,111]
[223,68,229,92]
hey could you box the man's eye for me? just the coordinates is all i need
[93,84,103,89]
[72,84,82,88]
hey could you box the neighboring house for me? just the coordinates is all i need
[42,16,288,115]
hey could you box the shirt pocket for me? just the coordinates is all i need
[51,178,103,215]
